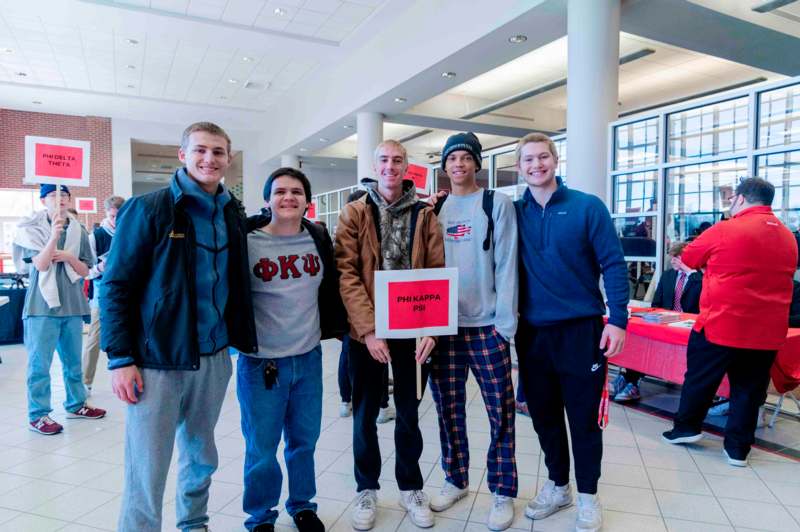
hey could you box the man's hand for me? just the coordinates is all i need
[49,213,65,242]
[51,250,75,263]
[600,324,626,357]
[111,366,144,404]
[365,332,391,363]
[415,336,436,364]
[426,190,448,207]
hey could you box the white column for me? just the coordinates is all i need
[357,112,383,183]
[566,0,620,202]
[280,154,300,169]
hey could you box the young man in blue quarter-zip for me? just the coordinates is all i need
[101,122,258,532]
[514,133,629,532]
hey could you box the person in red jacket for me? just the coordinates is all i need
[662,177,798,466]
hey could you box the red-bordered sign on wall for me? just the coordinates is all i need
[75,197,97,214]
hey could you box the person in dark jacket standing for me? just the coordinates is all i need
[662,177,797,467]
[514,133,629,532]
[239,167,347,532]
[82,195,125,394]
[100,122,258,532]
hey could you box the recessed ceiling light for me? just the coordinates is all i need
[127,84,135,88]
[32,100,42,104]
[319,137,329,142]
[1,48,13,54]
[508,34,527,44]
[126,64,136,70]
[219,96,228,100]
[441,71,456,78]
[228,78,238,84]
[242,56,254,62]
[15,72,27,77]
[329,162,337,167]
[125,38,139,45]
[274,7,287,16]
[343,125,353,129]
[299,147,308,152]
[394,97,407,103]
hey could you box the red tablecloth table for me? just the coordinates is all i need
[610,309,800,397]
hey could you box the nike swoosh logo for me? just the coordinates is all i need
[591,363,601,372]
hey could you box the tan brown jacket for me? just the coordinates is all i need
[334,193,445,342]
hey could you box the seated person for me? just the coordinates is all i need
[611,242,703,402]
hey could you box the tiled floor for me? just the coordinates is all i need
[1,340,800,532]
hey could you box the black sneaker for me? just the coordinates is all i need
[253,524,274,532]
[662,428,703,445]
[293,510,325,532]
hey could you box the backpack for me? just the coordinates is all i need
[433,189,494,251]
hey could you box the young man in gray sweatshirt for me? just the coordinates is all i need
[428,133,519,531]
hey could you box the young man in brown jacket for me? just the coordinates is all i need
[335,140,445,530]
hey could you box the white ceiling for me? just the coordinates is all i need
[405,32,784,133]
[0,0,388,111]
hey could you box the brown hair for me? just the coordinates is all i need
[515,132,559,162]
[668,241,688,257]
[104,195,125,211]
[180,122,232,154]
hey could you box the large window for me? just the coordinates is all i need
[667,97,749,161]
[0,189,40,273]
[613,170,657,214]
[615,117,658,170]
[759,85,800,149]
[757,150,800,231]
[665,158,746,246]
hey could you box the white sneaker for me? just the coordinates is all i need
[430,480,468,512]
[525,480,572,520]
[377,405,396,424]
[399,489,434,528]
[575,493,602,532]
[723,448,748,467]
[340,401,352,417]
[488,494,514,531]
[352,489,378,530]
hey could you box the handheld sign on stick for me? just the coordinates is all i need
[374,268,458,399]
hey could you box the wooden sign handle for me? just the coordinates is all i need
[416,337,422,400]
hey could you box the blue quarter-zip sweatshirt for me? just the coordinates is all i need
[175,168,231,353]
[514,178,629,329]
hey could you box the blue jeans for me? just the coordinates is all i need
[24,316,87,421]
[237,346,323,530]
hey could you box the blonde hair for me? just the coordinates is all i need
[373,140,408,164]
[515,132,559,162]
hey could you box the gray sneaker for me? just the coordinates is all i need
[352,489,378,530]
[525,480,572,520]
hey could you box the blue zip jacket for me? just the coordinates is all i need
[514,178,629,329]
[100,170,258,370]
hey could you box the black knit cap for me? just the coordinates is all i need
[441,132,482,171]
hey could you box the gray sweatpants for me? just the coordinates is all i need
[118,351,232,532]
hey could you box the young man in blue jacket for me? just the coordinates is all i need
[514,133,628,532]
[100,122,258,532]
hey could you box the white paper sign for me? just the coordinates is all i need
[374,267,458,339]
[24,135,91,187]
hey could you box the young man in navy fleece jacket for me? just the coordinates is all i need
[513,133,628,532]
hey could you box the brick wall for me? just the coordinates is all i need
[0,109,113,228]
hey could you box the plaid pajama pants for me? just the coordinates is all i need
[429,325,518,497]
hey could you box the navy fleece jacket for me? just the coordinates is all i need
[514,178,629,329]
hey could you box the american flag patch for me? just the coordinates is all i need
[446,223,472,240]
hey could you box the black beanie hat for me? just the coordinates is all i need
[441,132,482,171]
